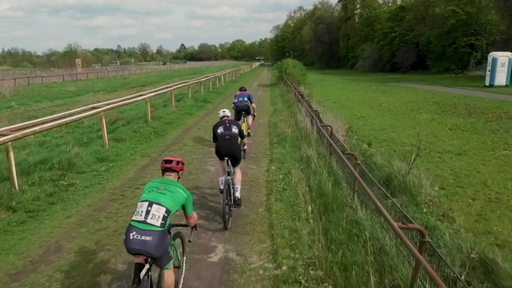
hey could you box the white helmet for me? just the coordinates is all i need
[218,108,231,119]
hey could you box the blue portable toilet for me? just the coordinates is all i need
[485,51,512,86]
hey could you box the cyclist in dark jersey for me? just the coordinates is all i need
[124,156,198,288]
[212,108,247,207]
[232,86,256,136]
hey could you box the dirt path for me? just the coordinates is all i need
[181,69,271,288]
[101,68,272,288]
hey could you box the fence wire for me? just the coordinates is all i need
[282,78,470,288]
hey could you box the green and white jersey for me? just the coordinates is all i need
[129,177,194,231]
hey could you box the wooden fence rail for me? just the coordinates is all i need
[1,63,260,190]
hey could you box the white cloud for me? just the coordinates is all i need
[1,0,327,53]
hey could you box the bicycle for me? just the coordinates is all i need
[240,112,248,159]
[135,224,197,288]
[221,158,236,230]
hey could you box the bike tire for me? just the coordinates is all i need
[138,264,158,288]
[172,231,187,288]
[222,178,233,230]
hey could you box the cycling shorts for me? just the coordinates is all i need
[215,139,242,167]
[233,102,252,121]
[124,224,173,269]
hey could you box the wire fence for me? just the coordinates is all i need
[0,61,239,95]
[282,78,471,288]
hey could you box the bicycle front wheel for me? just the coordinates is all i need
[171,231,187,288]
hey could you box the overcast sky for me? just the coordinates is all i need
[0,0,324,54]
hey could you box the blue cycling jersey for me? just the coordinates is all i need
[233,92,254,104]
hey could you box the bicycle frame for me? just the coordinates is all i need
[137,224,197,288]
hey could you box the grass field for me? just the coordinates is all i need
[0,63,253,284]
[301,69,512,280]
[2,65,510,286]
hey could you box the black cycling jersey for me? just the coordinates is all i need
[212,119,246,144]
[212,118,246,167]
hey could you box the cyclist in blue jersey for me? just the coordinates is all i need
[232,86,256,136]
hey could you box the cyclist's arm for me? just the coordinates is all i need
[212,126,218,143]
[182,188,197,227]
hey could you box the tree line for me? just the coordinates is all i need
[270,0,512,72]
[0,39,270,70]
[2,0,511,73]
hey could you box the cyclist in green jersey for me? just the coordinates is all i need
[124,156,198,288]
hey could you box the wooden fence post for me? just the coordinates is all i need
[5,142,19,191]
[145,99,151,122]
[99,112,109,149]
[201,82,204,94]
[171,91,175,110]
[188,85,192,99]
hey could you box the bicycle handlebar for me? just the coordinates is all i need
[169,223,198,243]
[189,225,198,243]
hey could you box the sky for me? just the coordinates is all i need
[0,0,322,54]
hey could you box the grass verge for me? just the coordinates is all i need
[267,75,425,287]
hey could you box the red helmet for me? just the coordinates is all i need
[161,156,185,172]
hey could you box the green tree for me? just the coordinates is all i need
[270,6,310,62]
[227,39,247,60]
[195,43,218,61]
[137,42,154,62]
[303,1,340,67]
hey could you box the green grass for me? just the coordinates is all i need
[300,69,512,285]
[267,75,420,287]
[0,63,243,126]
[307,69,512,95]
[0,65,261,285]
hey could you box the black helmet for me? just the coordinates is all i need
[238,86,247,92]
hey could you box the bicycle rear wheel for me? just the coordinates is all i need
[138,263,158,288]
[171,231,187,288]
[222,178,233,230]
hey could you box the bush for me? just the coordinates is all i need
[275,58,307,86]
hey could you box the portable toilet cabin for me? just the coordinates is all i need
[485,51,512,86]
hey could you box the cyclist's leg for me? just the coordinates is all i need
[234,108,242,122]
[152,232,174,288]
[245,107,253,135]
[161,268,175,288]
[215,144,227,193]
[229,144,243,207]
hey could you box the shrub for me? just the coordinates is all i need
[275,58,307,86]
